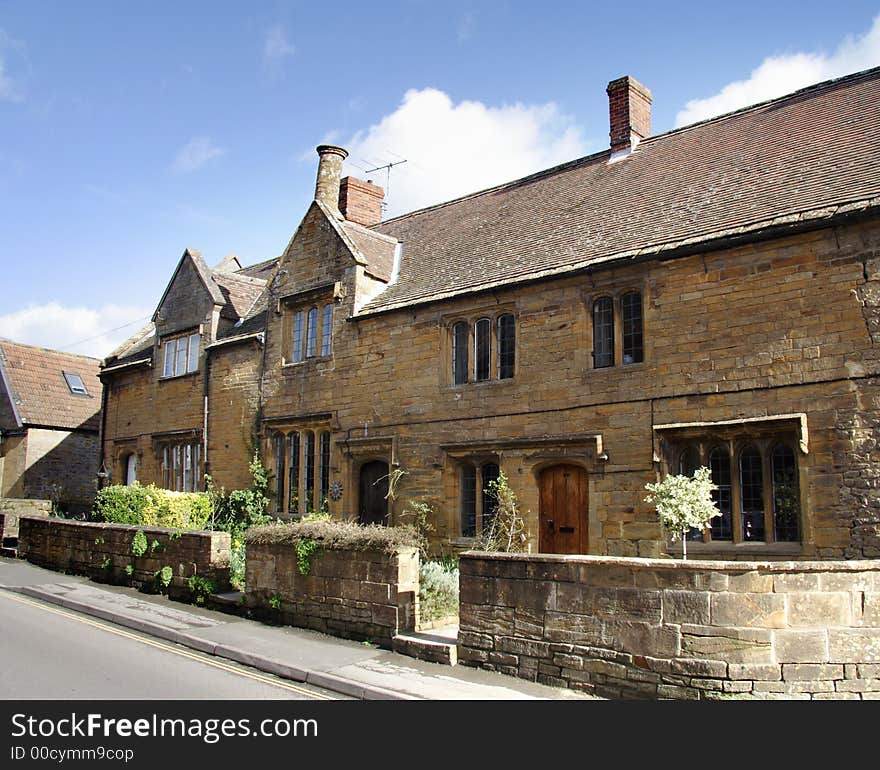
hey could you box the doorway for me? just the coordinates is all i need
[358,460,389,526]
[539,464,588,554]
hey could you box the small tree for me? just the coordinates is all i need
[480,471,528,553]
[644,466,720,560]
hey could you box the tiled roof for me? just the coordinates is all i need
[102,257,278,371]
[0,339,102,431]
[361,67,880,315]
[341,222,397,282]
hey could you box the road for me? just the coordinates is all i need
[0,591,343,700]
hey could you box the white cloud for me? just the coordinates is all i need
[0,29,24,102]
[172,136,225,173]
[676,15,880,127]
[344,88,590,218]
[0,303,152,359]
[264,24,295,62]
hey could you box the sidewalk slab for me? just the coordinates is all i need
[0,556,595,700]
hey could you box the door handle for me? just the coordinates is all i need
[546,519,555,531]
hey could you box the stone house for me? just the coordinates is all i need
[101,66,880,560]
[0,339,102,514]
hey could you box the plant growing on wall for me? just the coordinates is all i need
[400,499,435,560]
[479,471,528,553]
[644,466,721,560]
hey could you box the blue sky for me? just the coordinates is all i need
[2,0,880,357]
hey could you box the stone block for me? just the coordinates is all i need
[656,684,699,701]
[828,629,880,663]
[594,587,662,622]
[459,604,514,635]
[664,590,710,625]
[818,572,879,592]
[513,609,545,640]
[359,581,391,604]
[772,573,820,592]
[727,571,773,593]
[669,658,728,678]
[782,663,844,682]
[603,619,681,659]
[544,611,602,646]
[773,629,829,663]
[498,636,551,659]
[786,592,851,627]
[555,581,594,614]
[834,678,880,692]
[710,593,786,628]
[459,576,491,605]
[862,593,880,625]
[728,663,782,681]
[583,659,628,679]
[458,630,494,651]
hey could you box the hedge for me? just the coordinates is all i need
[95,483,212,530]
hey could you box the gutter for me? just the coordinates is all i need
[205,332,264,350]
[100,358,152,375]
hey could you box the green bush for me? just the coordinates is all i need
[95,483,212,530]
[419,560,459,623]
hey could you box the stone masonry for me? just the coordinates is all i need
[458,551,880,700]
[18,515,231,599]
[245,542,419,646]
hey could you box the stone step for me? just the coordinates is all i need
[393,626,459,666]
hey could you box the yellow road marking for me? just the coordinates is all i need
[0,590,337,700]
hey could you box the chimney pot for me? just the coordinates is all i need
[314,144,349,215]
[606,76,652,154]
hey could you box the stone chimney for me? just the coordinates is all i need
[338,176,385,227]
[607,76,652,154]
[314,144,349,214]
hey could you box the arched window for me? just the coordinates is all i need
[460,464,477,538]
[304,431,316,512]
[772,444,800,542]
[592,297,614,368]
[739,445,765,541]
[274,433,285,513]
[291,311,304,363]
[621,291,643,364]
[305,308,318,358]
[708,446,732,540]
[497,314,515,379]
[124,454,138,486]
[287,432,300,515]
[474,318,491,381]
[320,304,333,357]
[679,446,703,541]
[452,321,469,385]
[319,431,331,509]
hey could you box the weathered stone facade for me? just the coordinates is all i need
[458,552,880,699]
[245,542,418,645]
[100,69,880,563]
[0,498,51,543]
[18,515,231,598]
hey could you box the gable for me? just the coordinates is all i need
[154,250,221,337]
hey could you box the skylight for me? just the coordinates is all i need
[63,371,88,396]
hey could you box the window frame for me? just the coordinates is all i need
[160,439,201,492]
[663,434,802,549]
[161,332,200,379]
[447,309,517,387]
[458,458,501,540]
[63,371,89,396]
[589,289,645,370]
[271,428,332,516]
[285,298,335,365]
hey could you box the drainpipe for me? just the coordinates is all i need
[97,373,109,489]
[203,349,211,489]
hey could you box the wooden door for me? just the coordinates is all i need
[358,460,389,526]
[539,464,588,554]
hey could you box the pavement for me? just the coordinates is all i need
[0,556,594,701]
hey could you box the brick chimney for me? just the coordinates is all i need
[607,76,652,154]
[314,144,349,214]
[338,176,385,226]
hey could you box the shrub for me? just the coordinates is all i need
[95,483,212,530]
[419,560,459,622]
[645,466,721,559]
[478,471,528,553]
[245,519,420,554]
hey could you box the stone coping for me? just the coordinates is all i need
[18,514,216,536]
[460,550,880,573]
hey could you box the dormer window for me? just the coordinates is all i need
[162,332,200,378]
[63,371,89,396]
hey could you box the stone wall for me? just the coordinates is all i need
[245,543,419,645]
[458,551,880,700]
[0,498,51,542]
[18,515,230,598]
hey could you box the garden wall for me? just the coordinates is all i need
[17,515,231,598]
[245,543,419,646]
[458,552,880,700]
[0,498,51,542]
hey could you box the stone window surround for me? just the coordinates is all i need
[589,286,645,369]
[279,284,336,368]
[443,302,518,387]
[654,414,811,555]
[159,328,201,379]
[265,416,334,517]
[151,430,202,493]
